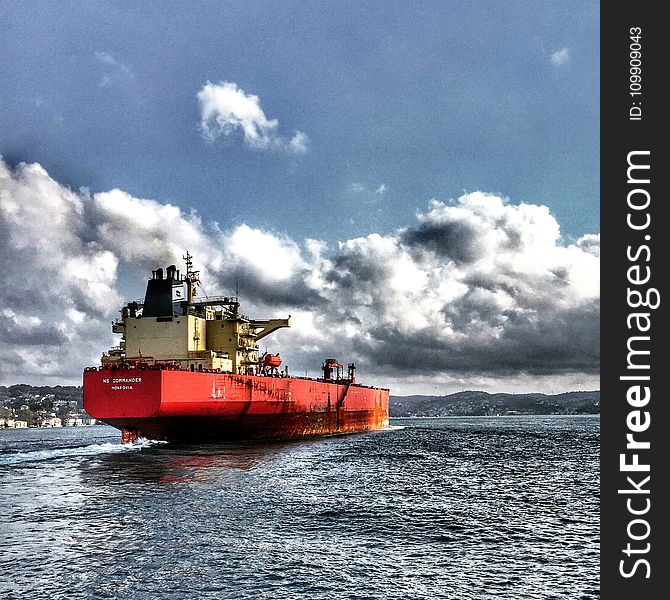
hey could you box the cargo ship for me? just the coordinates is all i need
[83,253,389,443]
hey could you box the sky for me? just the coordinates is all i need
[0,1,600,394]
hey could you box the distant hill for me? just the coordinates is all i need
[0,384,82,407]
[390,390,600,417]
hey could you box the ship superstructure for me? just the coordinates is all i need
[84,254,389,443]
[104,252,290,375]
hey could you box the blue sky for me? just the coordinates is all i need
[2,1,598,242]
[0,2,600,392]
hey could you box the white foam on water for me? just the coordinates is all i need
[0,437,165,466]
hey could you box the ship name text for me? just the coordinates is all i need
[101,377,143,384]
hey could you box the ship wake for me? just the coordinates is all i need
[0,438,165,466]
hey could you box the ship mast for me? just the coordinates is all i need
[183,250,200,302]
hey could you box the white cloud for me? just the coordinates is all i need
[224,224,305,281]
[94,51,132,87]
[197,81,309,154]
[91,188,216,271]
[550,48,570,66]
[0,160,121,383]
[0,159,599,393]
[288,131,309,155]
[350,182,388,201]
[95,51,119,67]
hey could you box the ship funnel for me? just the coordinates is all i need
[166,265,177,280]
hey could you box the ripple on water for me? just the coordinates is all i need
[0,417,599,600]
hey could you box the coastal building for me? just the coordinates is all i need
[64,414,96,426]
[40,416,62,427]
[1,419,29,428]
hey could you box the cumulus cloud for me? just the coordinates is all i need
[197,81,309,154]
[317,193,599,381]
[0,159,599,393]
[90,189,216,272]
[550,48,570,66]
[0,160,120,384]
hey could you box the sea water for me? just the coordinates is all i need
[0,417,599,599]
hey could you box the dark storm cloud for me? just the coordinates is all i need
[402,219,482,263]
[213,265,327,309]
[0,315,68,347]
[353,302,600,376]
[327,252,390,288]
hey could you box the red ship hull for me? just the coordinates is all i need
[83,368,389,442]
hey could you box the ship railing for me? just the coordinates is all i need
[280,375,387,391]
[191,295,238,305]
